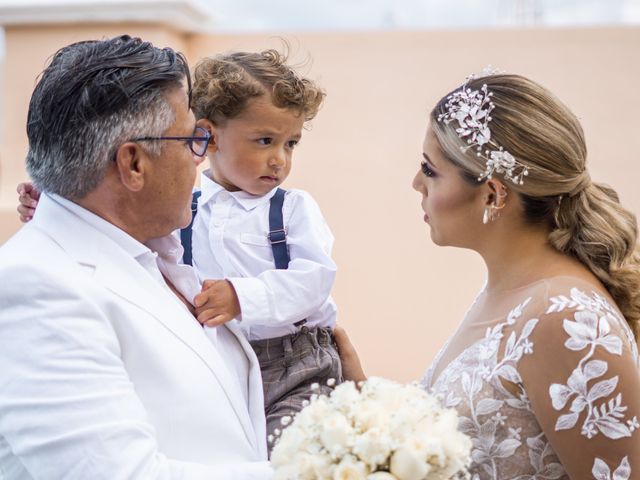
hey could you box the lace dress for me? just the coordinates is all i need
[422,276,639,479]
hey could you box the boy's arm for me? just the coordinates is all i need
[227,190,337,327]
[17,181,40,222]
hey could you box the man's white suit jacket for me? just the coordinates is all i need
[0,193,272,479]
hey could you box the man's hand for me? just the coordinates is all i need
[194,280,241,327]
[17,182,40,223]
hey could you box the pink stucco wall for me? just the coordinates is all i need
[1,26,638,380]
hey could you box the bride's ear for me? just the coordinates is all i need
[483,178,508,208]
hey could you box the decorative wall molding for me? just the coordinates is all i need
[0,0,216,33]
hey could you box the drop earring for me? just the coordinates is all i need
[482,207,491,224]
[482,188,508,224]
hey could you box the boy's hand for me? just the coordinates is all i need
[17,182,40,223]
[194,280,241,327]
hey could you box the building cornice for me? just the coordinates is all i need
[0,0,216,32]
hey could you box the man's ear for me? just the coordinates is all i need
[483,178,508,208]
[114,142,147,192]
[196,118,219,154]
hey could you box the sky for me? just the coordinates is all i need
[202,0,640,31]
[1,0,639,58]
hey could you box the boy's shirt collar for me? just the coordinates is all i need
[199,169,279,211]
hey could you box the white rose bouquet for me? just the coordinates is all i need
[271,377,472,480]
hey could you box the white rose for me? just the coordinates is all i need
[390,447,430,480]
[309,453,333,479]
[363,378,403,411]
[367,473,398,480]
[405,434,449,470]
[273,464,297,480]
[434,409,459,433]
[428,410,472,472]
[354,399,389,431]
[352,427,392,469]
[308,397,331,419]
[388,411,415,441]
[401,436,430,459]
[443,430,472,459]
[321,412,354,456]
[439,432,472,477]
[330,381,361,412]
[293,452,330,480]
[333,456,369,480]
[271,426,308,466]
[294,453,317,480]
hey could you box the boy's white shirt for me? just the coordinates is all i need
[193,169,337,341]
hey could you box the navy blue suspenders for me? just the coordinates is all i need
[180,188,290,269]
[180,187,306,327]
[267,188,290,269]
[180,190,202,267]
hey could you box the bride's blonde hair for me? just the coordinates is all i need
[431,74,640,339]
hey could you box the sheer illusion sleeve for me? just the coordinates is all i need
[518,289,640,480]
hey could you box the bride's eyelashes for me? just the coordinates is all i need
[421,160,437,178]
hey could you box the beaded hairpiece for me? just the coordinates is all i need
[437,69,529,185]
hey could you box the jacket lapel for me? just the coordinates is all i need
[224,322,268,458]
[97,262,260,454]
[32,195,259,454]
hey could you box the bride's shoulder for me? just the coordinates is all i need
[538,275,617,313]
[501,275,621,331]
[518,275,632,342]
[514,275,613,311]
[474,275,610,329]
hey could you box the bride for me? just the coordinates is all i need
[336,72,640,479]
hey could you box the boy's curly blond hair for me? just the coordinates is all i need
[192,49,325,124]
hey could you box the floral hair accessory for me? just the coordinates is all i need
[437,68,529,185]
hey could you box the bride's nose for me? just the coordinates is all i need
[412,170,424,193]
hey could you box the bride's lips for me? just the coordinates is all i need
[423,213,429,222]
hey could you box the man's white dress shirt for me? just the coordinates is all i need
[192,170,338,341]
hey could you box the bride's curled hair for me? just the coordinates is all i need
[431,74,640,339]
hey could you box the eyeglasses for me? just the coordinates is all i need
[131,127,211,157]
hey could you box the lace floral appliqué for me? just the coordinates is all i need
[547,288,637,480]
[424,287,638,480]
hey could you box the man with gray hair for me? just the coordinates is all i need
[0,35,272,479]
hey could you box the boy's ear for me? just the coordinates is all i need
[196,118,219,153]
[114,142,147,192]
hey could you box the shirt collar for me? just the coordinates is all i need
[50,193,150,260]
[49,193,201,305]
[199,169,278,211]
[199,169,225,204]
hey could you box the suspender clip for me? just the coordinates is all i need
[267,228,287,245]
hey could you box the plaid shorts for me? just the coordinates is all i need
[250,326,342,455]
